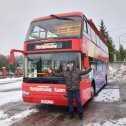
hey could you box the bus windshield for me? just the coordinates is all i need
[25,52,81,78]
[25,16,82,41]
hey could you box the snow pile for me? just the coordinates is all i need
[109,66,116,79]
[109,65,126,82]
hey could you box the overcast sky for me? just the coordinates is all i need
[0,0,126,55]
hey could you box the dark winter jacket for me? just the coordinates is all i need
[54,68,92,90]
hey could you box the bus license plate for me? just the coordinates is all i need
[41,100,54,104]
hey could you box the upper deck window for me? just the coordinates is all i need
[91,28,97,44]
[25,16,82,41]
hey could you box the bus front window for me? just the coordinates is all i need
[25,52,81,78]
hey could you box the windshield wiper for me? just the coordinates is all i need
[50,14,75,21]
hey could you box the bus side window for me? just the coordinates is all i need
[97,60,103,72]
[81,53,85,70]
[84,17,88,34]
[81,58,84,69]
[102,62,106,70]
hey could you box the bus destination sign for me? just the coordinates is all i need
[35,42,62,49]
[27,41,72,51]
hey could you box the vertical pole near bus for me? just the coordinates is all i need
[119,36,120,61]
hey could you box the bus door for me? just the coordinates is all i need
[80,56,92,104]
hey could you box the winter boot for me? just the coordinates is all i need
[68,112,74,119]
[79,112,83,120]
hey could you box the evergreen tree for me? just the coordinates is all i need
[100,20,107,38]
[116,50,120,61]
[119,44,126,61]
[100,20,115,62]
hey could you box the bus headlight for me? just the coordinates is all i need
[22,90,30,96]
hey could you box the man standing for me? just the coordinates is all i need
[49,61,95,119]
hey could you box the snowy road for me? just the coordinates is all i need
[0,78,38,126]
[0,77,126,126]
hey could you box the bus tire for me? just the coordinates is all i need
[105,75,108,85]
[90,80,96,99]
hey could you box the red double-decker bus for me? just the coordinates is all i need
[10,12,109,106]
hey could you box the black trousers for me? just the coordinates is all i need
[67,89,83,113]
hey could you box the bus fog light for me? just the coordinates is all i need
[22,90,30,96]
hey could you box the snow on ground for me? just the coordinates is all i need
[0,91,22,106]
[0,79,38,126]
[84,117,126,126]
[94,89,120,102]
[0,77,22,84]
[0,88,38,126]
[0,111,8,119]
[0,81,22,91]
[0,109,37,126]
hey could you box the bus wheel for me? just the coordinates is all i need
[90,81,95,99]
[105,75,108,85]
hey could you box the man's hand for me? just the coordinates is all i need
[48,68,52,73]
[91,64,95,69]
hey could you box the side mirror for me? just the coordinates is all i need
[10,49,24,64]
[84,56,89,69]
[10,51,14,64]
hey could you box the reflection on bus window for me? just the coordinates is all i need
[25,16,82,41]
[97,63,102,72]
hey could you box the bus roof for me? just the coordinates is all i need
[32,12,84,22]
